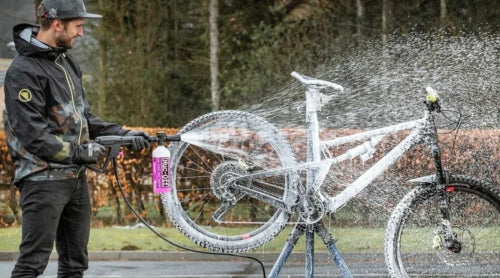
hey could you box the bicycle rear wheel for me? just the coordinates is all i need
[161,110,298,253]
[384,175,500,277]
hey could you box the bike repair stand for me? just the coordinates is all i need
[267,91,354,277]
[268,220,353,278]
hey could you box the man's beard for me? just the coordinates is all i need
[56,37,73,49]
[55,29,74,49]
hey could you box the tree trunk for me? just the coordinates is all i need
[382,0,389,44]
[209,0,220,111]
[96,0,107,118]
[381,0,391,94]
[356,0,364,35]
[440,0,447,27]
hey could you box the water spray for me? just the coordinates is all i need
[91,132,267,277]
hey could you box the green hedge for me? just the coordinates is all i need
[0,128,498,227]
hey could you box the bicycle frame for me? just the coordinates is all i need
[299,72,443,215]
[318,111,428,213]
[221,72,442,222]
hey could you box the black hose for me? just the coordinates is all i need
[111,157,267,277]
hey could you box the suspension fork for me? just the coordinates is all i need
[431,143,459,251]
[425,106,456,250]
[432,144,445,185]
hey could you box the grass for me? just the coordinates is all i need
[0,226,386,253]
[1,225,498,253]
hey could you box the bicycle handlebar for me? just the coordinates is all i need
[291,71,344,92]
[424,86,441,112]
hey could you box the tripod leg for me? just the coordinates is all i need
[268,224,305,278]
[316,221,353,278]
[305,225,314,278]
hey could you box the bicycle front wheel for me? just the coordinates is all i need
[162,110,298,253]
[384,175,500,277]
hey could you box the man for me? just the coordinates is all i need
[3,0,149,277]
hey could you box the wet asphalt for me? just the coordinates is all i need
[1,251,499,277]
[0,251,390,277]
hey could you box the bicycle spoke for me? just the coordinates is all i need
[385,176,500,277]
[163,111,296,252]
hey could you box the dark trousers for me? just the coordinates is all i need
[11,177,91,278]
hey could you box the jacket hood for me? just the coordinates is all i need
[13,23,66,60]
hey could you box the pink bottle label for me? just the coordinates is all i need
[152,156,171,193]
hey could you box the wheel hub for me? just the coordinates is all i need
[434,227,475,266]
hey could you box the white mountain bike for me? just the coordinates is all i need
[160,72,500,277]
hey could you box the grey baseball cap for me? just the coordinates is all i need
[39,0,102,19]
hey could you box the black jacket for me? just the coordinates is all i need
[3,23,128,184]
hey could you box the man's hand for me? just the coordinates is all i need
[126,130,150,151]
[72,142,106,164]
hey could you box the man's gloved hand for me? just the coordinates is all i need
[126,130,150,151]
[71,142,106,165]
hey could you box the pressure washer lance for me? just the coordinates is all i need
[93,131,181,192]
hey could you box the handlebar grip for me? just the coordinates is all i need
[426,86,437,96]
[425,86,439,103]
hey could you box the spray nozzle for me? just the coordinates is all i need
[152,131,181,145]
[155,131,166,145]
